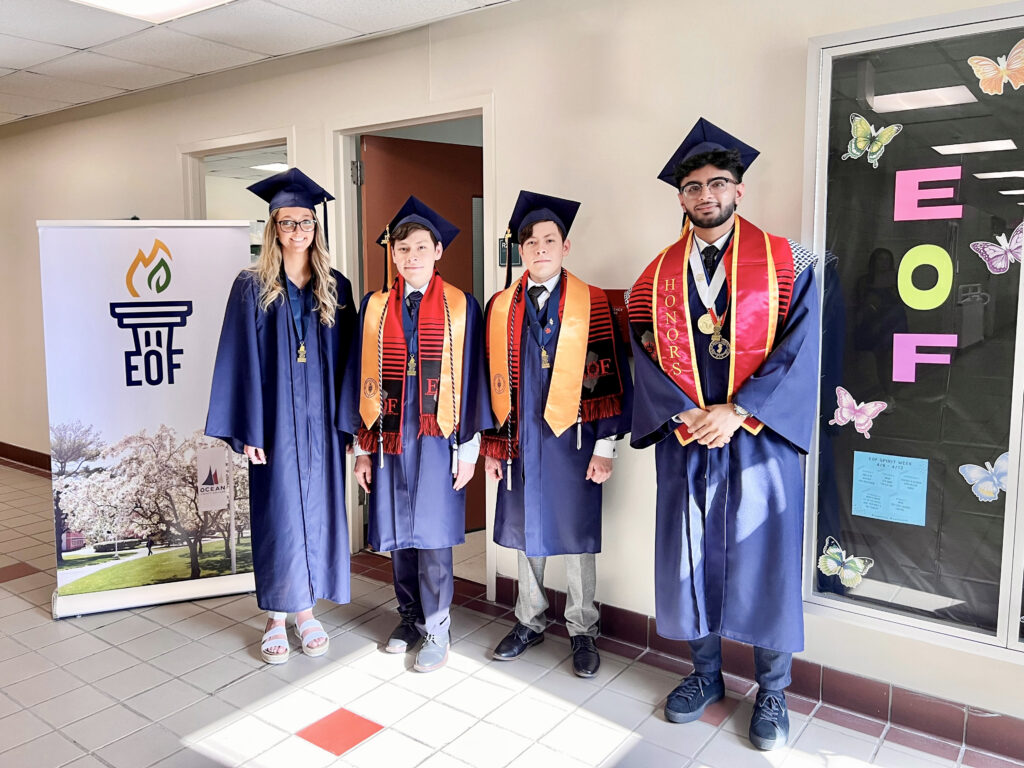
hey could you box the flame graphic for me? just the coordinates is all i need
[126,239,173,297]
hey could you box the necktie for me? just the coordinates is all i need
[701,244,719,275]
[528,285,548,311]
[406,290,422,316]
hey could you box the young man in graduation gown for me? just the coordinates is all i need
[206,168,359,663]
[628,119,820,750]
[353,197,491,673]
[482,191,632,678]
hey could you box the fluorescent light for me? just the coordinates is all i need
[998,189,1024,195]
[932,139,1017,155]
[975,171,1024,179]
[872,85,977,114]
[68,0,233,23]
[251,163,289,173]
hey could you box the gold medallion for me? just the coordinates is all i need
[407,354,417,377]
[697,313,715,335]
[709,334,731,360]
[297,342,307,364]
[541,348,551,369]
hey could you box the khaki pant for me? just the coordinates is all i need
[515,550,599,637]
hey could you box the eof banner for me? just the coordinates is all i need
[39,221,253,617]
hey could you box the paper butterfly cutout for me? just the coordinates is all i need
[841,113,903,169]
[818,536,875,588]
[828,386,887,438]
[959,451,1010,503]
[968,38,1024,95]
[970,222,1023,275]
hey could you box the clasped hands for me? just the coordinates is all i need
[678,404,746,449]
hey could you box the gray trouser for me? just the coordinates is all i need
[515,550,598,637]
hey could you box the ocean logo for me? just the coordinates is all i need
[109,238,193,387]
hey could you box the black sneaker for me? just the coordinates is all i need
[664,672,725,724]
[492,622,544,660]
[385,611,420,654]
[749,690,789,750]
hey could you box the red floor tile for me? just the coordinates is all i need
[297,707,383,756]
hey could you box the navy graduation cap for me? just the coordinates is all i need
[377,195,460,252]
[377,196,459,290]
[657,117,760,188]
[247,167,334,211]
[504,190,581,288]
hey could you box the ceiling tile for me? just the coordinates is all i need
[32,51,188,90]
[0,70,124,103]
[94,27,266,75]
[267,0,476,34]
[167,0,360,56]
[0,111,24,125]
[0,91,70,116]
[0,0,151,49]
[0,33,76,69]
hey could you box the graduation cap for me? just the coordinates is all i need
[503,190,581,288]
[247,167,335,245]
[377,196,460,290]
[656,117,760,189]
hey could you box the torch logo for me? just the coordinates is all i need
[109,239,193,387]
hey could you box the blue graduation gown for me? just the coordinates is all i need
[494,281,634,557]
[630,260,819,653]
[359,288,492,551]
[205,269,359,613]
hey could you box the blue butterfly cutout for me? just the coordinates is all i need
[958,451,1010,503]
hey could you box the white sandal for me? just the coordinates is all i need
[261,625,290,664]
[294,618,329,657]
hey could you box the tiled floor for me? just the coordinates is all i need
[452,531,486,584]
[0,461,1021,768]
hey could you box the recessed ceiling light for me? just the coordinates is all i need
[998,189,1024,195]
[68,0,234,24]
[872,85,977,114]
[932,140,1017,155]
[251,163,290,172]
[975,171,1024,179]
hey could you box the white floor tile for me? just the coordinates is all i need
[94,662,171,700]
[484,691,572,740]
[252,688,338,732]
[0,708,52,751]
[695,727,791,768]
[0,731,85,768]
[61,703,150,751]
[94,723,183,768]
[633,711,717,757]
[540,711,631,765]
[393,699,478,748]
[507,742,593,768]
[303,665,382,706]
[444,721,532,768]
[125,678,207,721]
[242,735,337,768]
[605,664,677,705]
[578,687,658,732]
[344,728,435,768]
[30,684,117,728]
[871,743,955,768]
[190,713,288,766]
[600,734,691,767]
[436,674,516,716]
[346,681,428,726]
[786,722,877,767]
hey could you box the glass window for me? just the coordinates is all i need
[815,24,1024,636]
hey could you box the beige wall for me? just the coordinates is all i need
[3,0,1022,715]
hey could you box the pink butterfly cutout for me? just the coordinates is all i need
[970,221,1023,274]
[828,386,887,439]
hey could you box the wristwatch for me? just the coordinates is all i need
[733,402,750,418]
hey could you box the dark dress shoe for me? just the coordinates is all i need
[570,635,600,677]
[492,622,544,660]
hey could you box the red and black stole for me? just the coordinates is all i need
[628,215,794,445]
[482,269,623,460]
[358,272,466,454]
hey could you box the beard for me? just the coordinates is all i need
[687,200,735,229]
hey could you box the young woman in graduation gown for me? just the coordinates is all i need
[206,168,360,664]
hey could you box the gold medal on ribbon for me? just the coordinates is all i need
[541,348,551,369]
[697,313,715,335]
[707,306,730,359]
[297,342,307,363]
[407,354,417,377]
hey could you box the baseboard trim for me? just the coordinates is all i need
[0,441,51,473]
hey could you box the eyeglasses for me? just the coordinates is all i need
[277,219,316,232]
[679,177,739,199]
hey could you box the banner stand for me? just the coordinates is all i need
[53,573,256,619]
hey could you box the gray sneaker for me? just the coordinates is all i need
[414,631,450,672]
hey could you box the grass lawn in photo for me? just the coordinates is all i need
[58,538,253,595]
[58,548,144,569]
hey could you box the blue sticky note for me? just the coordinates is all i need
[852,451,927,526]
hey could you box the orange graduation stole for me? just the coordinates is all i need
[482,269,624,460]
[358,272,466,454]
[628,216,794,445]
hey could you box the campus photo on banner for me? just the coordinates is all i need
[39,221,252,616]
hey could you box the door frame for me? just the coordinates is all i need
[326,94,498,600]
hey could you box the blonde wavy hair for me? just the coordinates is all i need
[249,208,340,326]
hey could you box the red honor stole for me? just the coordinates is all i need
[358,272,466,454]
[645,216,793,446]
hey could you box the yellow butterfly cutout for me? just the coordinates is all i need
[841,114,902,170]
[968,38,1024,96]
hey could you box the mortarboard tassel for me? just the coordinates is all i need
[321,200,329,248]
[503,227,513,289]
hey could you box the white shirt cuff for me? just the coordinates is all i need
[592,437,618,459]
